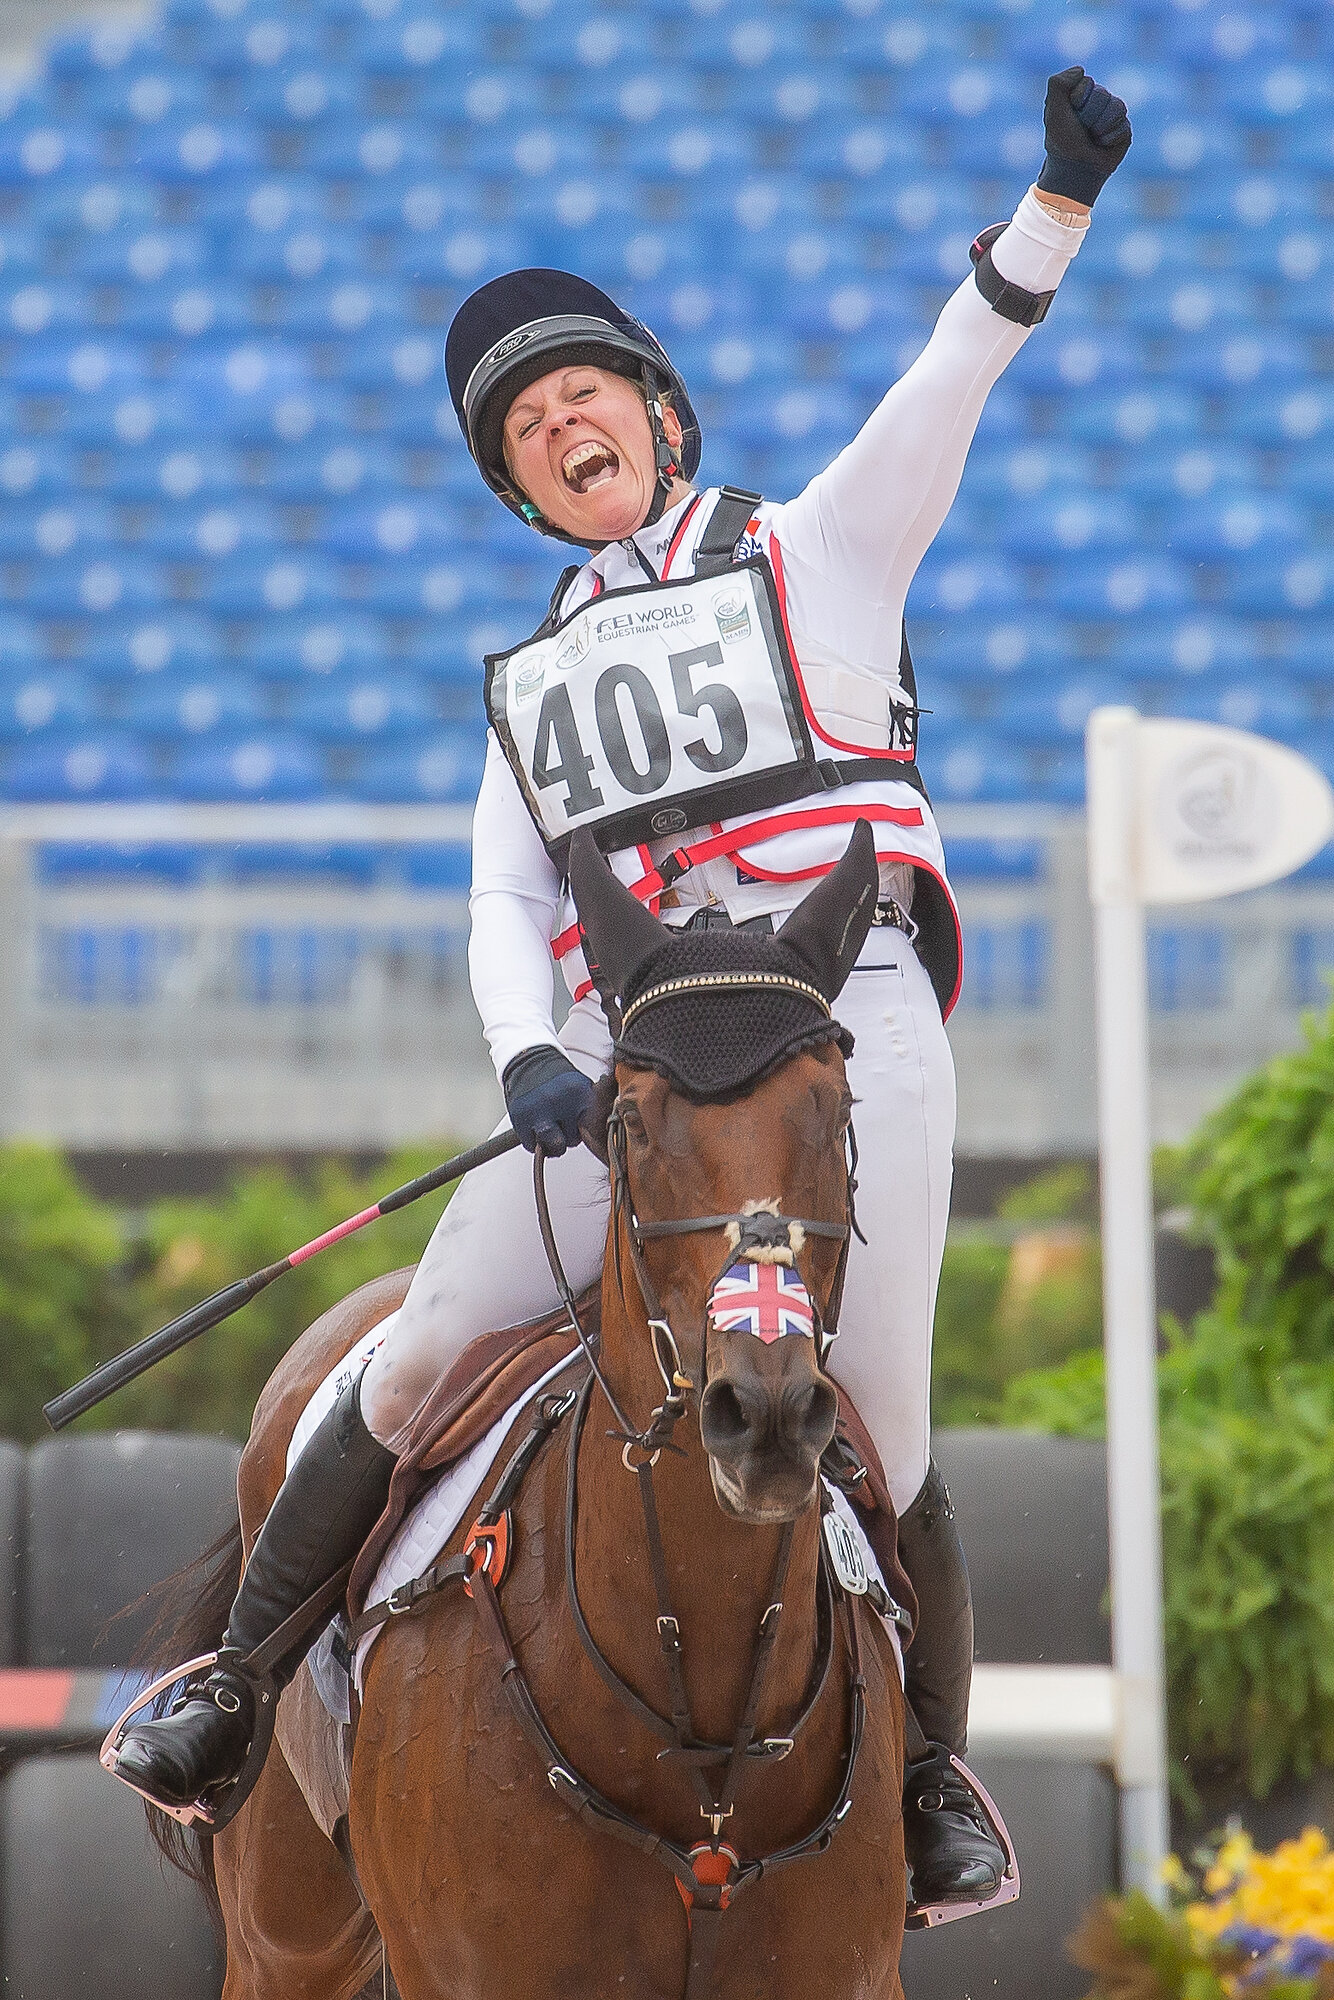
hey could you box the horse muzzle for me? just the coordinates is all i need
[699,1334,838,1524]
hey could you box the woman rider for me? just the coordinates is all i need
[116,67,1130,1911]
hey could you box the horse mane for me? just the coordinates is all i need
[125,1518,245,1932]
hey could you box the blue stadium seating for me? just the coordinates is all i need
[145,501,278,562]
[172,733,324,801]
[81,614,222,679]
[923,735,1031,806]
[1117,444,1261,506]
[22,556,162,616]
[1117,618,1258,681]
[1170,331,1309,394]
[1122,276,1257,338]
[288,673,433,742]
[125,673,266,736]
[354,731,486,803]
[1222,554,1334,618]
[1160,7,1295,67]
[1277,273,1334,332]
[1215,62,1332,127]
[1171,681,1309,742]
[1225,386,1334,447]
[922,614,1074,685]
[5,734,152,800]
[0,672,97,738]
[101,444,243,503]
[998,494,1138,559]
[1283,630,1334,687]
[0,617,41,670]
[131,119,259,181]
[0,0,1321,819]
[201,554,341,617]
[0,500,113,561]
[248,616,387,678]
[1042,555,1195,620]
[1169,494,1311,561]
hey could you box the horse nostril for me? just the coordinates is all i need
[785,1378,839,1454]
[700,1380,755,1461]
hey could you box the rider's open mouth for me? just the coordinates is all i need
[562,440,619,494]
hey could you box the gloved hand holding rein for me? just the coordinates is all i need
[502,1044,596,1156]
[1037,66,1132,208]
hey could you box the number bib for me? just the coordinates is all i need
[484,558,819,858]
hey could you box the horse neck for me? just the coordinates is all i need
[579,1224,824,1749]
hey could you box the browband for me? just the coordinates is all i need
[619,971,831,1031]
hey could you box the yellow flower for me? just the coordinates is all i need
[1161,1854,1192,1896]
[1187,1827,1334,1948]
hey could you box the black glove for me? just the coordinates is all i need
[1037,66,1131,208]
[502,1045,595,1156]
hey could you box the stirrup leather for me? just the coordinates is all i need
[904,1753,1021,1931]
[100,1651,280,1834]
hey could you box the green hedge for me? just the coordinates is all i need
[1002,1001,1334,1799]
[0,1146,461,1443]
[932,1163,1101,1425]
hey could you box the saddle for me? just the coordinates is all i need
[348,1293,588,1613]
[347,1293,915,1635]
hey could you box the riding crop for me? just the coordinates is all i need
[42,1127,522,1433]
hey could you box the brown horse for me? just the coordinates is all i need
[153,831,909,1999]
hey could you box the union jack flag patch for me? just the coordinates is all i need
[708,1261,815,1345]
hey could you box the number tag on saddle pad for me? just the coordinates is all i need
[822,1508,870,1597]
[484,559,817,860]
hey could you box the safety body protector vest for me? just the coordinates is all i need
[484,488,962,1016]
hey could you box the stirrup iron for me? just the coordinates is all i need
[904,1753,1021,1931]
[100,1651,280,1834]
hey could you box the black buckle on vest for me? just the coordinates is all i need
[970,224,1056,329]
[691,485,762,577]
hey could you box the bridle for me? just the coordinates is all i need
[532,1091,861,1470]
[518,1071,877,2000]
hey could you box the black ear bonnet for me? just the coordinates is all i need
[569,823,880,1103]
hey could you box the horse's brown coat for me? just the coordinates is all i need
[214,1052,908,2000]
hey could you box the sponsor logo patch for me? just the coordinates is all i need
[712,588,751,644]
[490,329,533,363]
[512,659,545,703]
[554,621,591,672]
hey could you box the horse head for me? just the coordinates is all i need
[570,822,878,1527]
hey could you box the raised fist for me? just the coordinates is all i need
[1037,66,1132,207]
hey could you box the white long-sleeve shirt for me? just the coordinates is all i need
[470,188,1088,1079]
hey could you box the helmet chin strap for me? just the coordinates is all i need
[635,373,681,534]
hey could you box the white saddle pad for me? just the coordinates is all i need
[296,1347,903,1724]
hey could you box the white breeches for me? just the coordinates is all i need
[360,928,956,1515]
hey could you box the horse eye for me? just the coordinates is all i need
[619,1102,647,1140]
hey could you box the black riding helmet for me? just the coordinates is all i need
[444,268,702,550]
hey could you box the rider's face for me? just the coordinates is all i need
[502,364,686,541]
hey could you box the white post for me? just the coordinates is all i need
[1086,708,1170,1899]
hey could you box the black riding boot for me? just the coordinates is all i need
[897,1461,1006,1908]
[115,1374,396,1812]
